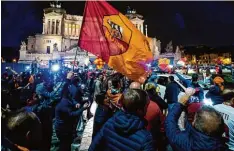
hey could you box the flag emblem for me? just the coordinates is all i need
[103,14,132,56]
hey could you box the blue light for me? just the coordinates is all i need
[52,64,60,72]
[25,66,30,70]
[89,66,93,70]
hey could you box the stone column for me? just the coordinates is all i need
[141,23,143,34]
[50,20,52,34]
[71,24,73,36]
[69,24,71,36]
[47,19,50,34]
[145,25,148,37]
[44,20,47,34]
[59,20,62,35]
[42,23,45,34]
[76,25,78,36]
[54,20,57,34]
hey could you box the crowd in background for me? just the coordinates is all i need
[1,65,234,151]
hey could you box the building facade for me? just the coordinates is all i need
[19,2,161,66]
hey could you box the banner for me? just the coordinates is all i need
[78,1,153,83]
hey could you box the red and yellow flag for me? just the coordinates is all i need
[78,1,153,83]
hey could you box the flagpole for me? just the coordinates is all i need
[73,46,79,71]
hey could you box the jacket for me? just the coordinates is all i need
[148,92,168,111]
[68,83,83,104]
[89,110,155,151]
[55,98,85,133]
[25,81,65,114]
[165,82,180,104]
[206,85,224,105]
[165,103,227,151]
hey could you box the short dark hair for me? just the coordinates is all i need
[221,88,234,102]
[111,78,120,88]
[192,74,199,82]
[169,76,174,82]
[194,106,224,137]
[3,109,42,149]
[122,89,148,113]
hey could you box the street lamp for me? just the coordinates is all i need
[13,59,16,62]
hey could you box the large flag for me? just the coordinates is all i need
[78,1,153,83]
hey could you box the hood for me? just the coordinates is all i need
[207,86,224,105]
[113,111,146,135]
[209,86,221,95]
[187,124,225,151]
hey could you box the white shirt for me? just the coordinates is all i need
[214,104,234,150]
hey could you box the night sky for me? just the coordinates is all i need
[2,1,234,50]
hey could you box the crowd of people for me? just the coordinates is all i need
[1,65,234,151]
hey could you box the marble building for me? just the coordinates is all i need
[19,2,161,66]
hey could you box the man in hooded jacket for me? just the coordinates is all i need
[89,89,154,151]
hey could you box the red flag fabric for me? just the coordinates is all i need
[78,1,153,83]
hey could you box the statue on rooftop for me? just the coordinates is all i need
[20,41,27,51]
[165,41,173,53]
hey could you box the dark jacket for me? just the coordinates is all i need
[206,85,224,105]
[68,84,83,104]
[165,103,227,151]
[165,82,180,104]
[55,98,85,133]
[148,92,168,111]
[89,110,155,151]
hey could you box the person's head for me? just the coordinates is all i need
[97,73,103,81]
[213,76,224,91]
[169,76,174,83]
[122,89,150,117]
[129,82,141,89]
[111,78,120,89]
[144,82,157,95]
[192,106,224,137]
[192,74,199,83]
[2,109,42,149]
[221,88,234,106]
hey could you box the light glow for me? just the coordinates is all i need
[51,64,60,72]
[203,98,213,106]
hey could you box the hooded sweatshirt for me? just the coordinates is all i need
[89,110,154,151]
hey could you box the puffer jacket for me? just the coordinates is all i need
[206,85,224,105]
[89,110,155,151]
[165,103,227,151]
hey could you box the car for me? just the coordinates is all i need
[222,67,232,74]
[156,74,208,103]
[156,74,188,102]
[188,68,197,74]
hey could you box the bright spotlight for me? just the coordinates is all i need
[203,98,213,106]
[51,64,60,72]
[25,66,30,70]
